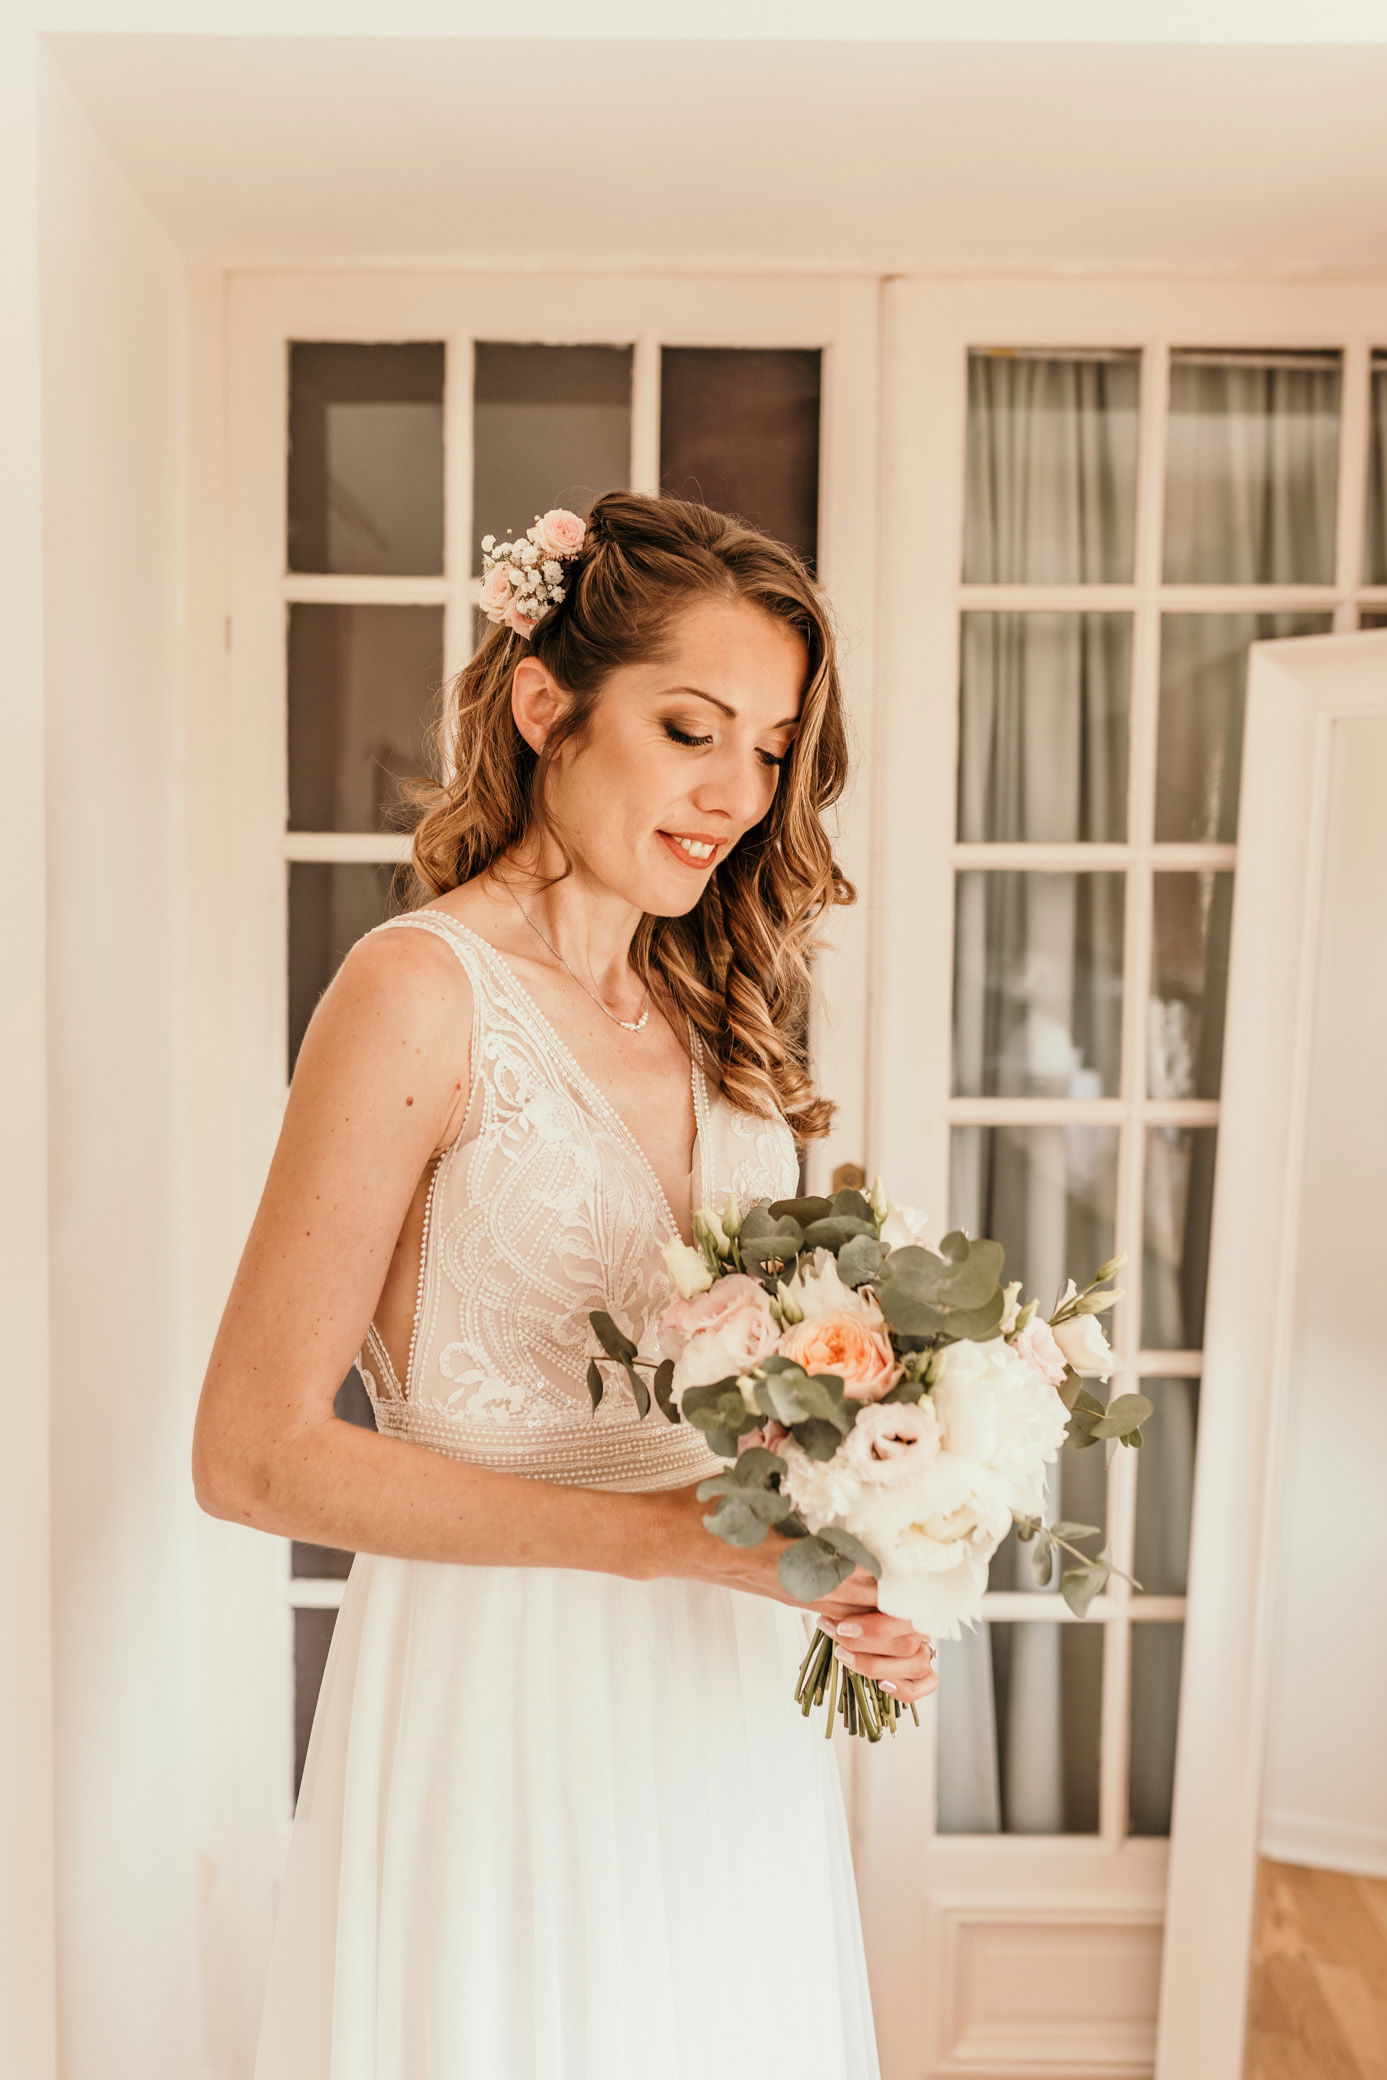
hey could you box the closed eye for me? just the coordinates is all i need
[663,720,787,769]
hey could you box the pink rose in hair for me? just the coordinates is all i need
[479,566,513,618]
[503,600,539,638]
[529,507,586,559]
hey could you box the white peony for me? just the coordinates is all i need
[781,1245,878,1325]
[929,1336,1071,1515]
[849,1451,1015,1640]
[778,1436,868,1530]
[879,1201,933,1253]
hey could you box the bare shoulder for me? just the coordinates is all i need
[294,912,477,1154]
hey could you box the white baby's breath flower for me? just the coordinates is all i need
[542,558,563,583]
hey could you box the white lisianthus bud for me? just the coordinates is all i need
[774,1276,804,1326]
[693,1207,731,1257]
[999,1280,1022,1335]
[660,1236,715,1298]
[721,1191,742,1240]
[1094,1254,1128,1283]
[1075,1288,1123,1315]
[736,1370,763,1412]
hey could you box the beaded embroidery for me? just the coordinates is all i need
[354,910,799,1492]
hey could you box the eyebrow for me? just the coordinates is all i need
[661,685,801,730]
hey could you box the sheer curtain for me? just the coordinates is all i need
[937,347,1340,1838]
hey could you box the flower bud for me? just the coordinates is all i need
[693,1206,731,1257]
[774,1277,804,1326]
[1094,1254,1128,1283]
[721,1191,742,1239]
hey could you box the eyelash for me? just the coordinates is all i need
[662,721,787,769]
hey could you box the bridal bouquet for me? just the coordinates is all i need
[588,1180,1151,1741]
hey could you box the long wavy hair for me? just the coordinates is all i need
[397,488,856,1142]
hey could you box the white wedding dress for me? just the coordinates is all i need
[251,909,882,2079]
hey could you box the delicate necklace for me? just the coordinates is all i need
[499,876,651,1033]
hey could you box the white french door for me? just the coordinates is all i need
[861,278,1387,2079]
[203,268,881,2068]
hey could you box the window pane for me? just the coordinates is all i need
[1148,872,1235,1100]
[660,347,821,572]
[963,349,1140,584]
[288,342,444,576]
[1155,612,1334,843]
[292,1369,377,1580]
[1133,1378,1200,1598]
[958,613,1131,843]
[1143,1127,1218,1349]
[953,871,1125,1098]
[1130,1622,1185,1836]
[1163,348,1340,585]
[288,861,400,1078]
[1362,611,1387,631]
[288,604,442,834]
[1366,351,1387,585]
[472,343,631,574]
[294,1607,337,1807]
[951,1124,1120,1314]
[936,1619,1103,1835]
[986,1435,1108,1595]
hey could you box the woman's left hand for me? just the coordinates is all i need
[816,1612,938,1705]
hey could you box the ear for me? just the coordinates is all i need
[510,654,568,755]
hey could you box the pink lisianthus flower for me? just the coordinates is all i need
[1011,1315,1068,1390]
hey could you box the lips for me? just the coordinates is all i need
[657,830,721,866]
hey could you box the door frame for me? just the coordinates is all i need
[1156,627,1387,2077]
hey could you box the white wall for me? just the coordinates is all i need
[1259,712,1387,1878]
[37,52,204,2078]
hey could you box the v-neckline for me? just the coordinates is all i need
[432,911,711,1248]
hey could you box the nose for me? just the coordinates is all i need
[690,744,775,835]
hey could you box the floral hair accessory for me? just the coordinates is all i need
[478,506,587,639]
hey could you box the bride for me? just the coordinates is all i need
[192,488,937,2078]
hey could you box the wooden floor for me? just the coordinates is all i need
[1244,1857,1387,2080]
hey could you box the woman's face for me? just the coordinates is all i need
[522,595,809,916]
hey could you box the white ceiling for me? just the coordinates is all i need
[50,34,1387,277]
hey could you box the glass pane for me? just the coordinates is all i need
[1362,611,1387,630]
[936,1619,1103,1834]
[953,871,1125,1098]
[1155,613,1333,843]
[288,342,444,576]
[1366,351,1387,585]
[1130,1622,1185,1835]
[958,613,1131,843]
[987,1435,1108,1595]
[292,1369,377,1580]
[288,604,443,834]
[951,1124,1120,1314]
[472,343,631,573]
[288,861,399,1077]
[294,1606,337,1806]
[660,347,822,572]
[1148,872,1235,1100]
[1143,1127,1218,1349]
[1164,348,1340,585]
[963,349,1140,584]
[1133,1377,1200,1598]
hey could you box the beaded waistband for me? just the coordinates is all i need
[366,1394,727,1494]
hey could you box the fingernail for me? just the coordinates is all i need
[835,1649,857,1669]
[881,1681,898,1695]
[836,1621,862,1637]
[817,1619,837,1638]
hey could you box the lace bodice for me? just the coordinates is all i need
[354,910,801,1493]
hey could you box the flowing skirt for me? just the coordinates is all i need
[252,1553,881,2079]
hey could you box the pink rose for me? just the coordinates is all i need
[479,565,513,619]
[529,507,586,558]
[1011,1316,1068,1390]
[842,1398,943,1487]
[659,1272,778,1392]
[778,1309,900,1403]
[503,599,538,637]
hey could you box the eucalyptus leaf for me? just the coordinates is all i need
[816,1525,882,1577]
[704,1494,773,1547]
[829,1188,873,1221]
[792,1417,849,1461]
[835,1233,884,1288]
[652,1358,680,1423]
[589,1309,638,1364]
[767,1194,834,1226]
[801,1215,878,1250]
[1060,1561,1109,1619]
[586,1358,605,1411]
[625,1362,650,1419]
[778,1535,858,1604]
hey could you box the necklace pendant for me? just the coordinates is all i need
[616,1005,651,1032]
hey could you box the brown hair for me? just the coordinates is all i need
[398,488,856,1142]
